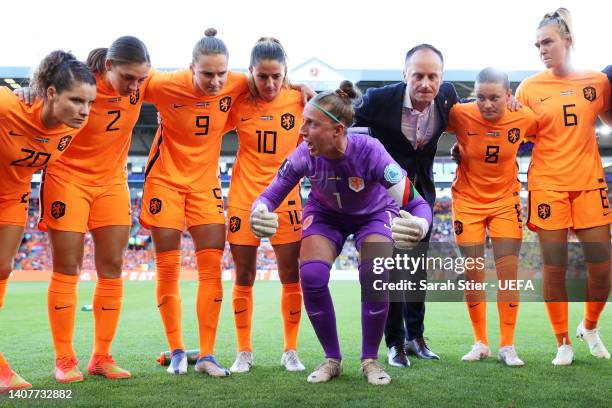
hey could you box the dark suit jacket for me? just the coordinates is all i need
[355,82,458,206]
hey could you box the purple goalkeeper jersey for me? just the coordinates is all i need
[257,134,407,216]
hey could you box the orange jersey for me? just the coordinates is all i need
[46,74,149,185]
[228,88,303,211]
[144,70,248,192]
[0,87,80,195]
[516,70,611,191]
[448,102,537,206]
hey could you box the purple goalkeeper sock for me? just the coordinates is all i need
[300,260,341,360]
[359,258,389,360]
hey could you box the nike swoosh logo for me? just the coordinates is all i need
[369,309,386,316]
[289,310,301,315]
[9,130,24,136]
[539,97,551,102]
[383,224,391,230]
[293,227,301,232]
[102,307,119,311]
[234,309,247,314]
[54,305,71,310]
[509,304,519,308]
[468,303,480,309]
[214,298,222,303]
[604,212,610,216]
[240,117,251,122]
[173,104,185,108]
[467,132,477,136]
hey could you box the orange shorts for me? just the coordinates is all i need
[0,190,30,226]
[39,173,131,233]
[139,181,225,231]
[452,197,523,244]
[527,189,612,231]
[227,206,302,246]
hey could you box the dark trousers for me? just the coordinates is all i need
[384,232,430,348]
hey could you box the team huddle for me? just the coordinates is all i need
[1,7,611,392]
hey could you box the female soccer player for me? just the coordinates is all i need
[250,80,432,385]
[448,67,537,367]
[0,51,96,393]
[226,38,305,373]
[140,28,249,377]
[34,37,151,383]
[516,8,611,365]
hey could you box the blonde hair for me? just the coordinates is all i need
[538,7,574,48]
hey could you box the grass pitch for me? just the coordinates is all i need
[1,281,611,407]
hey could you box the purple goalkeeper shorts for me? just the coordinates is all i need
[301,203,398,255]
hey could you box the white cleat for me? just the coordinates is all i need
[230,351,253,373]
[461,341,490,362]
[360,358,391,385]
[307,358,342,383]
[194,355,230,377]
[166,349,188,375]
[281,350,305,372]
[576,321,610,359]
[498,345,524,367]
[552,344,574,366]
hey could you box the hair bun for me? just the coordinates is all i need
[205,28,218,37]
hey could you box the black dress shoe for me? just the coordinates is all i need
[405,338,440,360]
[387,345,410,367]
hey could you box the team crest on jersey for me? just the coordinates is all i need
[229,216,241,233]
[348,177,364,192]
[149,198,162,215]
[51,201,66,219]
[383,164,402,184]
[583,86,596,102]
[537,203,551,219]
[302,215,313,231]
[57,136,72,152]
[130,89,140,105]
[454,220,463,235]
[219,96,231,112]
[507,128,520,144]
[281,113,295,131]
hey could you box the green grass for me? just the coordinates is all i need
[1,282,611,407]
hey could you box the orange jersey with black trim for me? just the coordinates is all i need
[143,70,248,192]
[516,70,611,191]
[46,74,149,185]
[0,87,81,195]
[448,102,537,206]
[228,88,303,211]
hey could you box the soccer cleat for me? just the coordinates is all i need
[552,344,574,366]
[387,345,410,368]
[230,351,253,373]
[576,321,611,359]
[87,354,131,379]
[0,364,32,394]
[55,357,84,383]
[307,358,342,383]
[461,341,490,362]
[360,359,391,385]
[195,355,230,377]
[498,346,525,367]
[281,349,305,372]
[166,349,188,375]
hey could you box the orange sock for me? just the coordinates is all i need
[232,284,253,352]
[496,256,519,347]
[466,301,488,345]
[92,277,123,356]
[543,265,569,345]
[155,250,184,352]
[0,278,7,310]
[47,272,79,359]
[584,261,611,330]
[281,282,302,351]
[196,249,223,357]
[0,352,7,366]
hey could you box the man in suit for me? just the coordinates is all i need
[355,44,457,367]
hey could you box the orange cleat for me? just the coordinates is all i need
[55,357,84,383]
[0,364,32,394]
[87,354,131,379]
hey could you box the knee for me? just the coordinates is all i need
[234,264,256,286]
[53,258,81,276]
[97,254,124,278]
[299,260,330,290]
